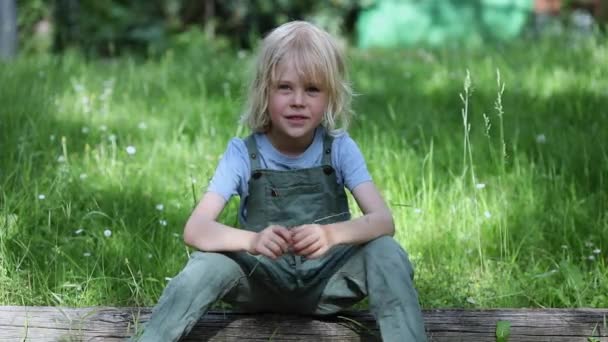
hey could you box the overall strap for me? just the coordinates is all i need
[321,132,334,166]
[244,135,261,170]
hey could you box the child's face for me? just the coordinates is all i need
[267,60,328,146]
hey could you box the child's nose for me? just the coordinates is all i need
[291,89,305,106]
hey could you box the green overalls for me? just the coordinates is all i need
[135,133,427,341]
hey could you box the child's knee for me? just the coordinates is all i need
[364,236,414,278]
[180,251,242,285]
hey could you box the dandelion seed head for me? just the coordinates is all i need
[108,134,117,142]
[38,194,46,200]
[147,253,153,259]
[484,211,492,219]
[536,134,547,144]
[593,248,601,254]
[588,255,596,261]
[126,146,136,155]
[57,155,66,163]
[155,204,164,211]
[159,219,167,226]
[104,229,112,237]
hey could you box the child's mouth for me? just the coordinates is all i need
[285,115,308,122]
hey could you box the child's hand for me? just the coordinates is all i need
[249,225,292,259]
[291,224,333,259]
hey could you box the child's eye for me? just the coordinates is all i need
[278,84,291,90]
[306,86,320,93]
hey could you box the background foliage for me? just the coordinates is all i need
[16,0,607,56]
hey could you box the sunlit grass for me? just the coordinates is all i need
[1,36,607,308]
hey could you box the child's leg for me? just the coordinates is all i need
[314,236,427,342]
[133,251,249,342]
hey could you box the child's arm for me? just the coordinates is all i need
[183,192,292,259]
[292,181,394,258]
[327,181,394,244]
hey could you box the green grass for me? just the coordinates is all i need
[1,36,607,309]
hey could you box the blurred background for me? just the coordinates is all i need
[1,0,606,58]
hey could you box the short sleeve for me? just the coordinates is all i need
[206,138,250,201]
[333,134,372,191]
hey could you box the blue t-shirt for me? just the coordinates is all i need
[207,127,372,223]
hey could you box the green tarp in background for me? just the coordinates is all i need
[356,0,534,48]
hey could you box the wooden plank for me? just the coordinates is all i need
[0,306,607,341]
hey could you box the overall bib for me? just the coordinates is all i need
[136,133,427,341]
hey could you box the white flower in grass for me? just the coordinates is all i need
[588,255,596,261]
[190,177,197,184]
[147,253,153,259]
[484,211,492,219]
[536,134,547,144]
[57,155,66,163]
[83,252,91,257]
[79,173,88,180]
[138,122,147,130]
[81,126,90,134]
[50,134,56,141]
[173,233,179,238]
[165,277,172,282]
[413,208,422,214]
[74,228,84,235]
[561,245,568,249]
[108,134,117,142]
[593,248,601,254]
[475,183,486,189]
[155,204,164,211]
[126,146,136,155]
[159,220,167,227]
[104,229,112,237]
[100,125,108,132]
[38,194,46,200]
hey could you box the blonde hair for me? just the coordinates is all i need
[241,21,353,134]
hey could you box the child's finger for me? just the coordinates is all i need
[307,246,326,259]
[299,241,321,257]
[269,235,289,253]
[260,246,277,259]
[291,226,312,243]
[293,234,318,252]
[265,239,284,256]
[272,226,292,243]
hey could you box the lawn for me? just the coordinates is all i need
[1,35,606,309]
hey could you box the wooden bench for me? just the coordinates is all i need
[1,306,607,341]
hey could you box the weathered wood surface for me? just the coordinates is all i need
[0,306,607,341]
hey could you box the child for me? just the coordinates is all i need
[135,21,427,342]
